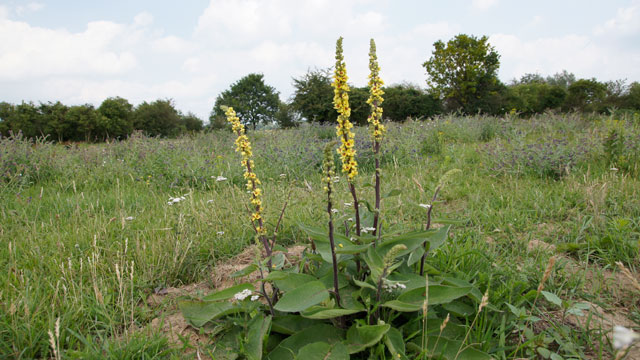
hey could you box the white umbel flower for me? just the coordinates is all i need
[250,295,260,301]
[233,289,252,301]
[613,325,640,349]
[419,203,432,210]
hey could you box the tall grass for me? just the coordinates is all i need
[0,114,638,358]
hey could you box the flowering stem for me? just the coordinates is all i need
[327,188,341,307]
[372,136,381,237]
[419,186,440,276]
[257,266,275,316]
[348,182,361,237]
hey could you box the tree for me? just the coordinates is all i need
[563,79,607,112]
[623,82,640,110]
[274,101,300,128]
[40,101,69,141]
[97,97,134,140]
[546,70,576,89]
[211,73,280,130]
[0,102,15,136]
[506,82,566,115]
[290,68,336,124]
[179,112,204,133]
[66,104,99,141]
[383,83,442,121]
[134,99,181,137]
[423,34,501,113]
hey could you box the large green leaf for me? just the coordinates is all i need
[266,324,345,360]
[202,283,254,302]
[266,272,317,292]
[384,326,406,358]
[301,306,364,319]
[377,226,450,257]
[298,223,349,243]
[274,280,330,312]
[295,342,350,360]
[178,300,244,327]
[318,273,350,290]
[407,246,425,266]
[231,263,258,278]
[344,323,390,354]
[246,315,272,360]
[271,315,317,335]
[382,285,471,312]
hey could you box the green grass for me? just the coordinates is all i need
[1,113,639,358]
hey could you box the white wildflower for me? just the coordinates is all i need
[216,231,224,236]
[207,200,214,204]
[125,216,134,221]
[215,176,227,182]
[350,237,356,242]
[613,326,640,349]
[361,227,376,233]
[347,218,353,222]
[332,176,340,183]
[331,208,339,214]
[419,203,432,210]
[233,289,252,301]
[344,202,352,207]
[250,295,260,301]
[279,173,286,178]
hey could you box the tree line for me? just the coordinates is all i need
[0,97,203,141]
[3,33,640,140]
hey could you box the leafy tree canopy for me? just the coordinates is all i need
[423,34,501,113]
[134,99,181,137]
[212,73,280,130]
[291,68,336,124]
[98,97,134,139]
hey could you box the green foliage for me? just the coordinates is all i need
[423,34,501,114]
[291,68,336,124]
[212,73,280,130]
[563,78,608,113]
[383,83,442,121]
[133,99,182,137]
[506,82,566,115]
[179,112,204,132]
[97,96,134,139]
[66,104,100,141]
[40,101,69,141]
[274,101,300,128]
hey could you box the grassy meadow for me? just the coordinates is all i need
[1,113,639,359]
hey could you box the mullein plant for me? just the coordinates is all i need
[366,39,385,237]
[179,40,488,360]
[332,37,362,237]
[223,106,271,257]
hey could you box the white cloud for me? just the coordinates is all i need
[490,33,639,81]
[0,17,150,80]
[133,12,154,27]
[594,1,640,35]
[472,0,499,10]
[152,35,195,53]
[16,2,44,16]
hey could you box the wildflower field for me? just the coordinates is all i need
[1,111,640,358]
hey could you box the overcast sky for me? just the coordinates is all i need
[1,0,639,120]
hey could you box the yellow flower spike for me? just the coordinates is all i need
[367,39,385,142]
[332,37,358,181]
[223,106,267,237]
